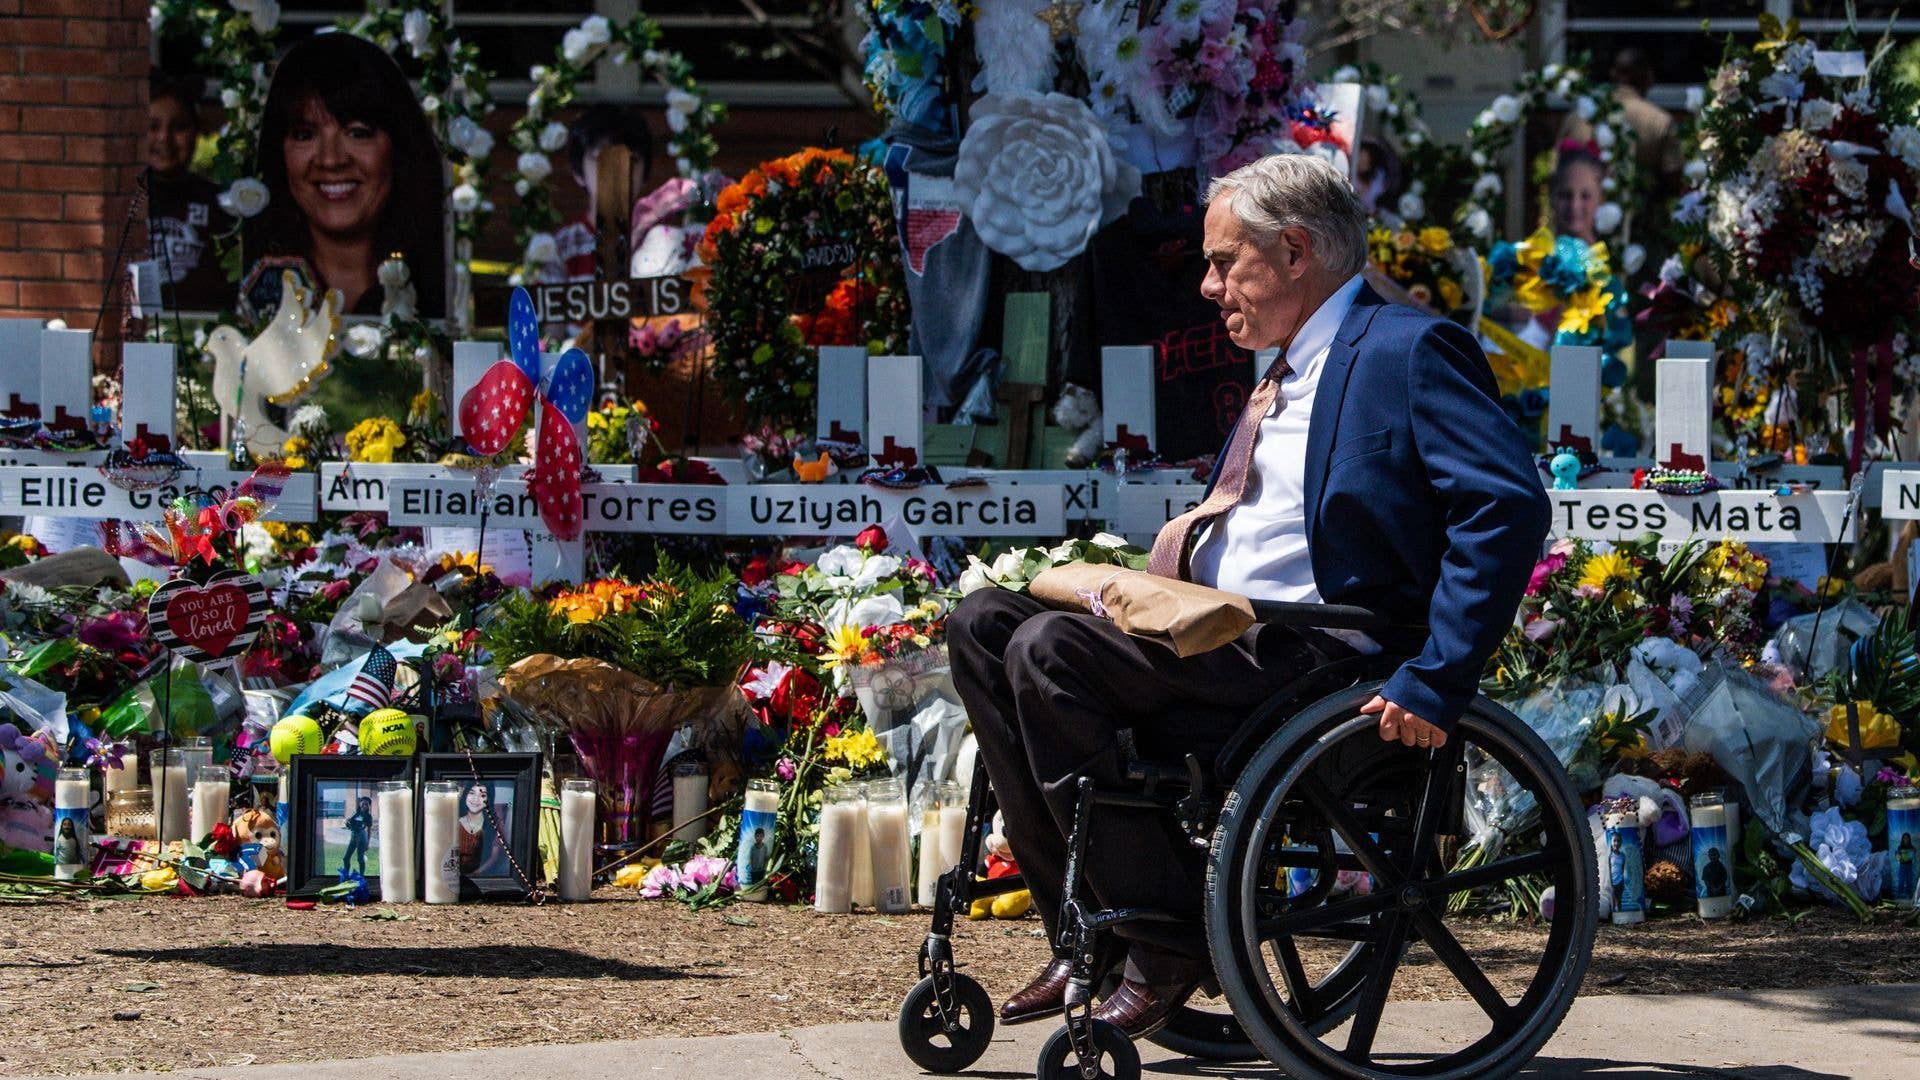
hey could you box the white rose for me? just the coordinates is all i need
[450,183,480,213]
[953,93,1141,272]
[517,152,552,183]
[538,121,568,153]
[1622,244,1646,275]
[1594,202,1623,234]
[1542,63,1562,81]
[419,95,439,115]
[343,322,386,360]
[988,550,1027,581]
[1464,207,1492,238]
[957,565,993,596]
[1685,86,1705,112]
[666,88,700,117]
[530,65,548,83]
[666,108,688,135]
[1475,109,1496,130]
[220,87,242,110]
[816,546,862,577]
[1396,192,1426,221]
[513,179,530,196]
[402,9,432,57]
[217,177,270,219]
[1090,532,1128,549]
[1592,123,1616,150]
[1472,173,1502,200]
[561,28,593,66]
[581,15,611,44]
[248,0,278,34]
[1470,150,1488,168]
[1800,98,1838,131]
[524,232,559,266]
[1405,129,1424,147]
[448,116,493,159]
[1574,96,1597,121]
[852,554,902,589]
[1602,176,1617,193]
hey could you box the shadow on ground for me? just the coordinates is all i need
[98,944,710,981]
[1148,1057,1849,1079]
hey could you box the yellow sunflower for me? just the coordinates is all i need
[1576,550,1635,593]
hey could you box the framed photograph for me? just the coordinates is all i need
[286,755,414,900]
[416,753,541,901]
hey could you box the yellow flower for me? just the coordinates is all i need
[439,550,494,578]
[138,866,178,892]
[408,389,441,427]
[1824,702,1901,750]
[612,863,653,888]
[1558,284,1614,335]
[1438,278,1464,311]
[823,729,886,770]
[1513,228,1554,270]
[1515,273,1561,313]
[1576,550,1635,592]
[820,623,868,668]
[344,418,407,463]
[1417,227,1452,256]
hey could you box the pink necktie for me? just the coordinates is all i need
[1147,356,1294,580]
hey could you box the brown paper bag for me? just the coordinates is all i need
[1029,562,1255,657]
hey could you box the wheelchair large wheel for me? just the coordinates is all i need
[1208,684,1597,1080]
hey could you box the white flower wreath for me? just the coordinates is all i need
[1463,59,1642,247]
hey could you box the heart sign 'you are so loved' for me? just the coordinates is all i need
[147,571,269,662]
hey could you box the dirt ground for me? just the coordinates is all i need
[0,893,1913,1076]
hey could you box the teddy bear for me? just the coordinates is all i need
[0,722,53,851]
[234,806,284,883]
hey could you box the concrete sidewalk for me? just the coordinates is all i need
[34,984,1916,1079]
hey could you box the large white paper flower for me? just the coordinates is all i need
[218,178,270,219]
[954,92,1141,272]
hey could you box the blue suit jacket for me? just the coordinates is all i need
[1206,283,1549,728]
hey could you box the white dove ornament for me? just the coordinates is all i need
[210,270,343,458]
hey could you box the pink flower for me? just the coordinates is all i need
[1526,552,1568,595]
[775,757,797,782]
[1523,617,1561,642]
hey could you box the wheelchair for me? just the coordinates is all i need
[898,602,1597,1080]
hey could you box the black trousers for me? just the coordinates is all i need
[948,589,1354,974]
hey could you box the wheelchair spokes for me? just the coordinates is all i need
[1214,693,1597,1080]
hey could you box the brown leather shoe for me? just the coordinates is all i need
[1000,945,1120,1024]
[1089,973,1207,1040]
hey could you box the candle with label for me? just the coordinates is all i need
[850,782,874,908]
[813,784,860,914]
[866,778,913,914]
[53,768,91,880]
[670,760,709,842]
[733,779,780,901]
[378,780,416,902]
[423,781,461,904]
[1689,793,1734,918]
[1889,786,1920,909]
[189,765,229,844]
[1605,807,1645,925]
[155,748,190,845]
[558,779,596,901]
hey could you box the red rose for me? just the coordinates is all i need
[740,556,771,587]
[854,524,889,552]
[771,668,822,723]
[208,821,239,858]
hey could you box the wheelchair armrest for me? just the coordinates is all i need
[1248,600,1390,632]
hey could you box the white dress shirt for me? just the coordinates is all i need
[1189,273,1376,650]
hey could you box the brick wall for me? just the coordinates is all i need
[0,1,149,362]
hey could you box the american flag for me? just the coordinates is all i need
[344,645,396,717]
[457,288,541,456]
[526,347,593,540]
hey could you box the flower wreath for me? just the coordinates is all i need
[697,148,909,428]
[1684,13,1920,464]
[507,14,726,281]
[149,0,493,334]
[1461,58,1642,252]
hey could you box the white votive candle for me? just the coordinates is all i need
[102,751,139,797]
[670,760,710,842]
[936,782,969,878]
[850,784,874,908]
[916,804,944,907]
[866,778,912,914]
[190,765,229,844]
[156,749,190,845]
[378,780,416,903]
[558,779,596,901]
[423,781,461,904]
[53,768,91,880]
[813,784,860,914]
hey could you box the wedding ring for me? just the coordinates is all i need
[1416,735,1432,746]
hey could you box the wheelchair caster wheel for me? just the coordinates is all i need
[1036,1019,1139,1080]
[897,973,994,1073]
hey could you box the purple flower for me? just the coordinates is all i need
[775,757,796,782]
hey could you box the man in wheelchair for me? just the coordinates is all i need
[950,154,1550,1042]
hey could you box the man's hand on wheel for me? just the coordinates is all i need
[1360,695,1447,749]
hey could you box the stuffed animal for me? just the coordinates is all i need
[234,806,285,883]
[1051,383,1103,468]
[0,722,54,849]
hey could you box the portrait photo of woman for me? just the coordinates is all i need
[456,781,513,879]
[245,32,446,320]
